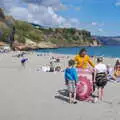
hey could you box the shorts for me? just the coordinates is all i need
[68,80,76,93]
[96,72,107,88]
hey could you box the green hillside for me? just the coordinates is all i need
[0,8,101,50]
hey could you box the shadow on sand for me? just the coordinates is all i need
[55,89,70,103]
[55,89,96,103]
[55,89,114,105]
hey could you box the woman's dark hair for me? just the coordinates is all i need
[97,57,103,63]
[114,60,120,70]
[79,48,87,55]
[115,60,120,66]
[68,59,75,66]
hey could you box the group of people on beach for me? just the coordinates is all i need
[41,59,62,72]
[65,48,120,104]
[17,49,120,104]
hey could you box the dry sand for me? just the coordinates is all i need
[0,52,120,120]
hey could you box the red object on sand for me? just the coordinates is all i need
[76,68,93,101]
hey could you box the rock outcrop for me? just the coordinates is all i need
[0,8,15,49]
[0,8,101,50]
[0,8,5,20]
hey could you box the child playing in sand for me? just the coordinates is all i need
[65,60,78,104]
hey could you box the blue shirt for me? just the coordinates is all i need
[21,58,28,63]
[65,67,78,81]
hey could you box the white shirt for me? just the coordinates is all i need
[95,63,107,73]
[42,66,49,72]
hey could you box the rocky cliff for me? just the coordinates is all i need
[0,8,101,50]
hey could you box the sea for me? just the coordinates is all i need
[35,45,120,58]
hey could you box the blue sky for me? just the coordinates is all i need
[58,0,120,36]
[0,0,120,36]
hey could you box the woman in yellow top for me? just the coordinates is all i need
[74,48,95,69]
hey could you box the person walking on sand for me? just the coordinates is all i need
[21,57,28,68]
[74,48,95,69]
[65,60,78,104]
[95,57,108,101]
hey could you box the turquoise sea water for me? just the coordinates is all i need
[35,46,120,58]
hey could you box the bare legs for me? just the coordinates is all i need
[69,89,77,104]
[69,92,72,104]
[101,88,104,100]
[73,90,77,103]
[97,87,104,101]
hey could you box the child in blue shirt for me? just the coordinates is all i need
[65,59,78,104]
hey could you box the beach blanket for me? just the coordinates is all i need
[76,68,93,101]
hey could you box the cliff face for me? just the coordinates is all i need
[13,21,101,49]
[0,8,15,47]
[0,8,101,50]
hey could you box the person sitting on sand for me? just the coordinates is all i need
[74,48,95,69]
[49,62,55,72]
[107,64,116,81]
[114,59,120,70]
[64,60,78,104]
[114,64,120,82]
[42,64,50,72]
[55,66,61,72]
[95,57,108,101]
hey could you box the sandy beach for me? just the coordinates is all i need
[0,52,120,120]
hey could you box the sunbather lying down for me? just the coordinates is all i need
[107,64,120,82]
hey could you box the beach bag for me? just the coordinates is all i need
[76,68,93,101]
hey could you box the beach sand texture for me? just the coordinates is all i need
[0,52,120,120]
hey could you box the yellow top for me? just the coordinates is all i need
[74,55,95,69]
[114,70,120,77]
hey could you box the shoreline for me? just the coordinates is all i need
[34,51,119,59]
[10,51,118,67]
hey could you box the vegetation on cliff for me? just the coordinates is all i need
[0,8,101,49]
[14,20,101,48]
